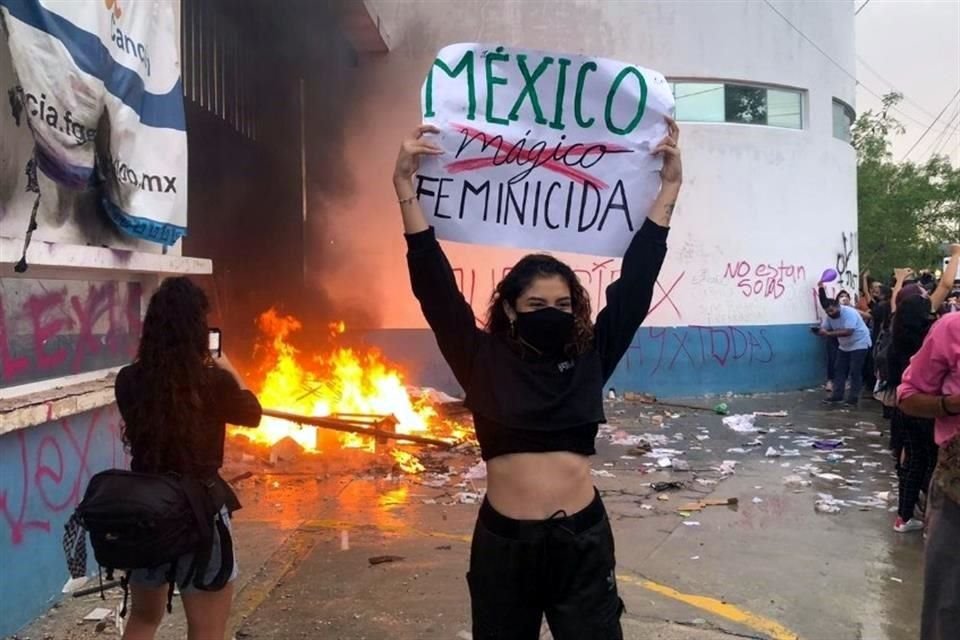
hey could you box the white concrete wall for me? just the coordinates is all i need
[325,0,857,330]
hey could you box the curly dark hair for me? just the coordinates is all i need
[486,254,593,355]
[121,277,210,472]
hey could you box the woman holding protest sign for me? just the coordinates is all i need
[395,119,680,639]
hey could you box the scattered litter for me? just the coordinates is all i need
[591,469,617,478]
[765,447,782,458]
[745,438,765,447]
[752,497,764,504]
[726,447,748,454]
[848,496,888,508]
[368,555,405,566]
[696,479,718,486]
[718,460,738,476]
[679,498,739,512]
[682,521,701,527]
[647,447,685,458]
[813,439,844,450]
[714,402,730,415]
[657,457,673,469]
[783,474,812,488]
[815,493,846,514]
[457,630,474,640]
[855,421,877,429]
[826,453,845,463]
[340,530,350,551]
[657,494,670,501]
[722,414,757,433]
[691,555,701,560]
[755,410,789,417]
[640,504,654,511]
[890,577,903,583]
[453,491,484,504]
[651,481,685,492]
[83,608,113,622]
[610,433,649,447]
[672,459,691,472]
[696,434,710,441]
[812,472,847,487]
[624,391,657,403]
[464,461,487,480]
[652,415,665,426]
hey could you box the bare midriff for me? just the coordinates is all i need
[485,451,595,520]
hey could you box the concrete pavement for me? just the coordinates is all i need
[12,391,925,640]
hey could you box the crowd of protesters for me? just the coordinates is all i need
[815,247,960,639]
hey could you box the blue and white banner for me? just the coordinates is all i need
[0,0,187,245]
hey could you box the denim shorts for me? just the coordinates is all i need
[127,507,237,593]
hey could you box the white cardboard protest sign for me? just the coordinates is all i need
[417,43,674,257]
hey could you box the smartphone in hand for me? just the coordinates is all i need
[208,328,222,357]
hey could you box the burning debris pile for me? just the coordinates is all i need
[228,310,474,475]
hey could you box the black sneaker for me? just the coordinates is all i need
[822,398,844,406]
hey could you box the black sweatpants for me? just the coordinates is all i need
[468,490,623,639]
[895,410,938,521]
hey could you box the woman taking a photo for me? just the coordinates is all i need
[394,120,681,639]
[116,277,262,640]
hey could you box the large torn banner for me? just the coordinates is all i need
[417,43,674,257]
[0,0,187,245]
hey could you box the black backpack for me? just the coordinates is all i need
[63,470,234,616]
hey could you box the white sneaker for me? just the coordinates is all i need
[893,517,924,533]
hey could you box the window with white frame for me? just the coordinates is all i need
[670,81,804,130]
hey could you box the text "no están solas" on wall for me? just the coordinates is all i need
[424,47,650,136]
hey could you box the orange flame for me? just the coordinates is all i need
[231,309,459,459]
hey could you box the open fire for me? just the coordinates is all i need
[229,309,467,472]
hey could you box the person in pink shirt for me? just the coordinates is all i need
[898,311,960,640]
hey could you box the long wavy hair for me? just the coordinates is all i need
[121,277,210,472]
[485,254,593,355]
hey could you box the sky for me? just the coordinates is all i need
[855,0,960,165]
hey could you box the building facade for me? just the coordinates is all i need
[339,0,859,397]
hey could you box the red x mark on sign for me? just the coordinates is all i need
[443,124,629,189]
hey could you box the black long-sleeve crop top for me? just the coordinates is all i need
[406,219,669,461]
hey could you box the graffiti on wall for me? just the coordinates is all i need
[619,324,775,378]
[0,407,125,546]
[834,231,858,292]
[0,279,142,387]
[452,259,685,323]
[722,260,807,300]
[0,406,125,636]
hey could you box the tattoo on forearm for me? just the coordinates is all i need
[664,203,675,222]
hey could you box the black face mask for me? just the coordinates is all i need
[514,307,575,356]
